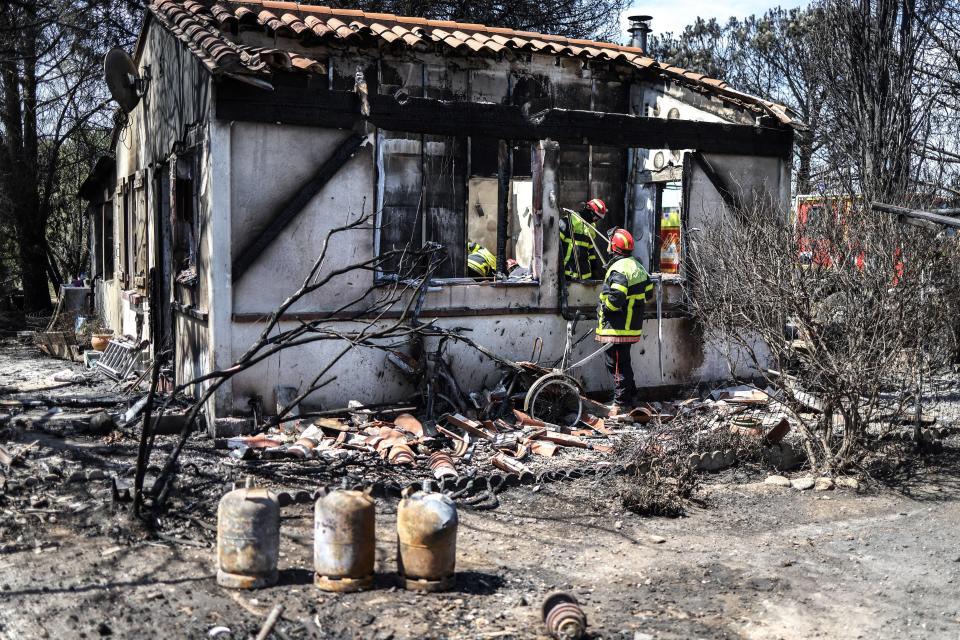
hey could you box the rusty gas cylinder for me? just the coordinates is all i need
[396,480,458,591]
[216,481,280,589]
[314,486,376,592]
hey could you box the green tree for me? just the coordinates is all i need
[0,0,140,312]
[728,8,826,193]
[648,8,828,193]
[647,17,740,81]
[329,0,628,41]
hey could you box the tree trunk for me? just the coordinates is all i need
[2,4,52,312]
[17,225,52,311]
[796,128,814,193]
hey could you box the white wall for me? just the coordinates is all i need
[220,128,770,418]
[101,20,215,397]
[228,312,755,413]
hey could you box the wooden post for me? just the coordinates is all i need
[496,140,512,277]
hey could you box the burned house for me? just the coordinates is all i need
[80,0,797,433]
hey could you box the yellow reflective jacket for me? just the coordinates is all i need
[467,242,496,277]
[596,256,653,342]
[560,212,598,279]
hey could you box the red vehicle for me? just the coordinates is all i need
[794,194,904,282]
[794,195,852,268]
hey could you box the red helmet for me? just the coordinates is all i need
[609,228,634,254]
[584,198,607,219]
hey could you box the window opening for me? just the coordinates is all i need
[659,181,682,274]
[378,132,533,283]
[173,153,199,287]
[465,139,535,281]
[104,200,114,280]
[557,144,625,281]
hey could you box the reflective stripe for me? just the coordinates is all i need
[467,244,496,277]
[596,257,651,338]
[561,212,598,279]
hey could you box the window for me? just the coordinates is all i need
[377,132,466,278]
[658,181,682,274]
[103,201,114,280]
[555,144,627,281]
[173,153,199,286]
[464,139,536,281]
[633,151,685,275]
[133,173,148,290]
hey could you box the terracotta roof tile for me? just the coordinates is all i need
[146,0,797,124]
[303,15,333,38]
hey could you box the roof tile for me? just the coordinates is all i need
[146,0,796,124]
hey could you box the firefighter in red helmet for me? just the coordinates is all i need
[596,228,653,410]
[560,198,607,280]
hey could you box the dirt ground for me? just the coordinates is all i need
[1,341,959,640]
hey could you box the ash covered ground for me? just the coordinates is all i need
[1,339,959,640]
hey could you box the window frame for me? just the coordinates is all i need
[374,131,542,287]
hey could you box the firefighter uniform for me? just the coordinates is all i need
[467,242,497,278]
[559,212,599,280]
[596,254,654,405]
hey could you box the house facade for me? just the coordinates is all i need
[80,0,796,432]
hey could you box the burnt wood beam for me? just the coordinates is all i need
[496,140,511,277]
[216,80,793,157]
[872,202,960,230]
[231,132,366,283]
[528,109,792,157]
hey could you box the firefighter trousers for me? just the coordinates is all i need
[603,342,637,405]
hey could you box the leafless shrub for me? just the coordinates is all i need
[685,193,960,473]
[138,209,449,516]
[609,423,710,517]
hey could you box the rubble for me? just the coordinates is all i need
[764,475,792,487]
[814,477,835,491]
[835,477,860,490]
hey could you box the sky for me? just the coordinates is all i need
[618,0,810,41]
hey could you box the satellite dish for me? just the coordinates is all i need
[104,48,141,113]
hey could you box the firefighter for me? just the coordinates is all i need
[560,198,607,280]
[596,228,654,410]
[466,241,496,278]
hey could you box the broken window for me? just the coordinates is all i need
[557,144,626,281]
[658,180,682,274]
[629,150,685,275]
[466,139,536,280]
[377,131,466,279]
[173,153,199,287]
[103,200,114,280]
[376,133,538,283]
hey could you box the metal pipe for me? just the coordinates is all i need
[626,15,653,51]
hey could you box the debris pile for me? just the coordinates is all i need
[224,408,621,483]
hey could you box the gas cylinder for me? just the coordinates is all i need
[542,591,587,639]
[396,481,457,591]
[314,486,376,592]
[659,210,681,274]
[216,481,280,589]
